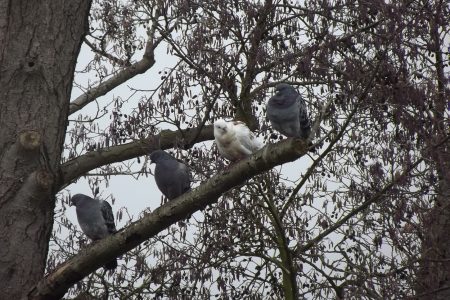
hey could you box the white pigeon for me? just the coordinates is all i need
[213,119,263,162]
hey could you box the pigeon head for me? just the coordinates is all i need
[150,150,172,164]
[275,83,296,93]
[214,119,228,136]
[70,193,90,207]
[270,83,298,107]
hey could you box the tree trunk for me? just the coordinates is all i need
[416,143,450,299]
[416,2,450,296]
[0,0,91,298]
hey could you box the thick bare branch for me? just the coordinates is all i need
[59,125,214,189]
[30,138,309,299]
[69,44,155,115]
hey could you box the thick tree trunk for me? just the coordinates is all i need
[0,0,91,298]
[416,142,450,299]
[416,3,450,296]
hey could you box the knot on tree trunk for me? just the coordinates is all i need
[35,170,54,190]
[19,130,41,151]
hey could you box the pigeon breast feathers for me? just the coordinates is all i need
[267,83,311,139]
[150,150,192,200]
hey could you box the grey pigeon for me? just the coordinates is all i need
[71,194,117,270]
[150,150,191,200]
[267,83,311,139]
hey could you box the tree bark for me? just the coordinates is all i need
[416,141,450,300]
[415,2,450,298]
[0,0,91,298]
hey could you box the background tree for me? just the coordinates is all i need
[0,0,448,299]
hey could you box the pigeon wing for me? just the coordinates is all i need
[234,121,262,154]
[100,201,118,270]
[166,162,192,199]
[178,163,192,193]
[101,200,117,234]
[297,95,311,138]
[155,158,192,200]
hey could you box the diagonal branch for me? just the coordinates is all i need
[83,37,130,67]
[69,51,155,115]
[29,138,310,299]
[69,11,171,115]
[59,125,214,189]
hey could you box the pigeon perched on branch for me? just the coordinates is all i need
[70,193,117,270]
[150,150,191,200]
[213,119,263,162]
[267,83,311,139]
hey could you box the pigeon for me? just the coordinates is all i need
[213,119,263,162]
[267,83,311,139]
[70,193,118,270]
[149,150,191,200]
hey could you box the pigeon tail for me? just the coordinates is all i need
[300,123,311,139]
[104,258,118,270]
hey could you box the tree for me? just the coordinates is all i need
[1,0,448,299]
[0,0,92,298]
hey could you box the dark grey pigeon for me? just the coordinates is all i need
[71,193,117,270]
[150,150,191,200]
[267,83,311,139]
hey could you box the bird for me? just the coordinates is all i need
[149,150,191,200]
[267,83,311,139]
[70,193,118,270]
[213,119,263,162]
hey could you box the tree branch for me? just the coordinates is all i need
[83,38,130,67]
[69,43,155,115]
[237,0,274,127]
[59,125,214,189]
[295,157,424,255]
[29,138,309,299]
[258,184,298,300]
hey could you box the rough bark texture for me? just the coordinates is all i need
[415,3,450,297]
[417,141,450,300]
[0,0,91,298]
[416,131,450,299]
